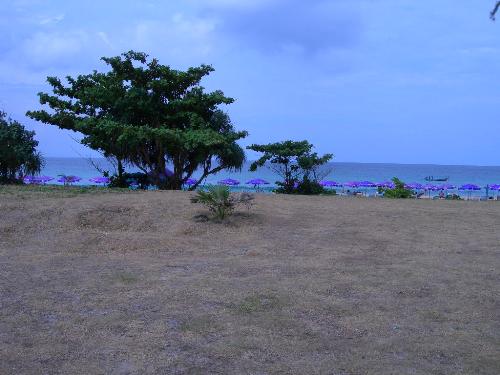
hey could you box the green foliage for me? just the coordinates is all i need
[191,185,254,220]
[108,172,148,189]
[27,51,247,190]
[295,177,326,195]
[247,140,333,194]
[381,177,414,199]
[0,111,43,184]
[191,185,236,220]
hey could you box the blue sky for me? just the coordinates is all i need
[1,0,499,165]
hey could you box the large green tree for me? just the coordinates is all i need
[247,140,333,194]
[27,51,247,189]
[0,111,43,183]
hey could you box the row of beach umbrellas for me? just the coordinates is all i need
[23,175,110,184]
[320,181,500,191]
[317,180,498,191]
[22,175,500,192]
[186,178,270,187]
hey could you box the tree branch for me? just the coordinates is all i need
[491,1,500,20]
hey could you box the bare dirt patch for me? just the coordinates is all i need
[0,189,499,374]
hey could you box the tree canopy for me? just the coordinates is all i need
[27,51,248,189]
[247,140,333,194]
[0,111,43,183]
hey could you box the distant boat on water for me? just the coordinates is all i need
[424,176,449,182]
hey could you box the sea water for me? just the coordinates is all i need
[40,157,500,197]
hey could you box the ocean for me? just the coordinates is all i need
[40,157,500,196]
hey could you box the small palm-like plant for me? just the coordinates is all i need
[191,185,236,220]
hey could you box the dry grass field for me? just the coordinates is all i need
[0,186,499,374]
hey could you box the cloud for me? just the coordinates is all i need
[128,13,217,61]
[23,31,88,62]
[201,0,362,54]
[39,14,64,25]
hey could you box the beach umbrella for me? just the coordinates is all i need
[358,181,377,188]
[377,181,395,188]
[489,184,500,198]
[246,178,270,186]
[459,184,481,191]
[57,175,82,185]
[423,183,440,197]
[218,178,240,186]
[320,180,340,187]
[246,178,269,191]
[405,182,424,190]
[185,178,198,186]
[437,183,455,190]
[23,175,54,184]
[423,183,440,191]
[459,184,481,199]
[89,176,110,185]
[343,181,360,188]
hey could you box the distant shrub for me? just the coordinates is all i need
[0,111,43,184]
[295,177,325,195]
[274,177,336,195]
[191,185,254,220]
[446,194,462,200]
[109,172,148,189]
[380,177,413,199]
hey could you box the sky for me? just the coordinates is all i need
[1,0,499,166]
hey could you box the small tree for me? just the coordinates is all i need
[247,140,332,194]
[0,111,43,183]
[380,177,413,199]
[191,185,254,220]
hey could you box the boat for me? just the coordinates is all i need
[424,176,449,182]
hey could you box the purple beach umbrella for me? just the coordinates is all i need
[423,184,440,191]
[423,183,440,197]
[89,176,110,184]
[185,178,198,186]
[437,183,456,190]
[459,184,481,199]
[343,181,360,188]
[459,184,481,191]
[218,178,240,186]
[358,181,377,188]
[489,184,500,191]
[23,175,54,184]
[246,178,270,186]
[320,180,340,187]
[57,175,82,184]
[377,181,395,188]
[405,183,424,190]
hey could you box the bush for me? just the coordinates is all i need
[108,172,148,189]
[191,185,254,220]
[274,177,335,195]
[295,177,325,195]
[0,111,43,184]
[381,177,413,199]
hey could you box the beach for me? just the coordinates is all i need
[0,186,499,374]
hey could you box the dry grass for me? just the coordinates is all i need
[0,188,499,374]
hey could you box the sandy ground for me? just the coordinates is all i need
[0,186,499,375]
